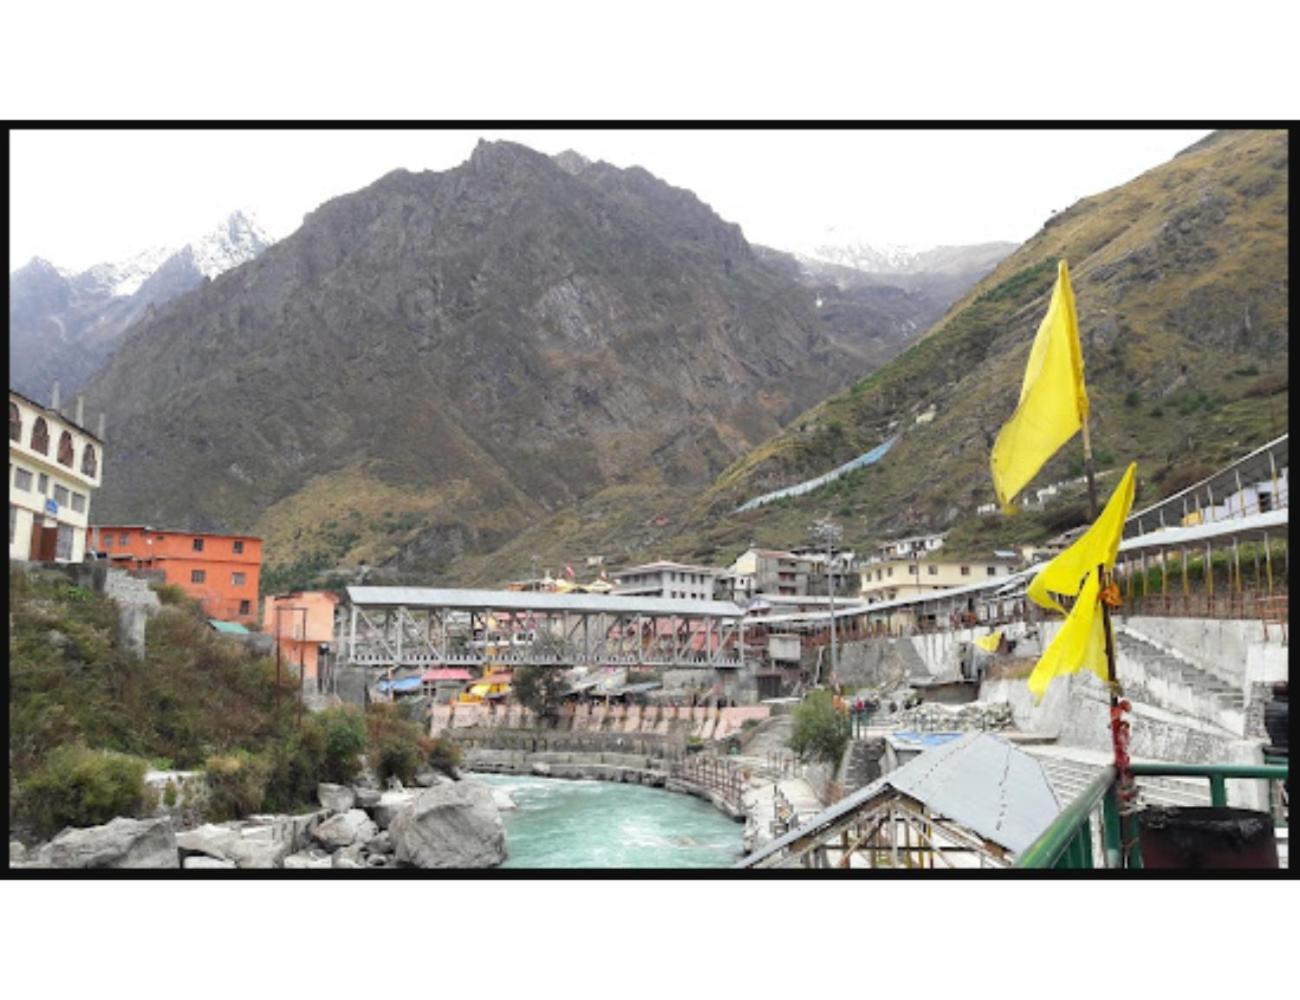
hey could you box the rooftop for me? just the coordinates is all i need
[9,387,104,444]
[346,586,743,618]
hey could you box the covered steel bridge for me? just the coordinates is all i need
[342,586,747,670]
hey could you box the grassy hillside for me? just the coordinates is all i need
[653,128,1289,563]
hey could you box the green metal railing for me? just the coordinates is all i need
[1015,761,1289,869]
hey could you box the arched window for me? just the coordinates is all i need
[57,430,74,467]
[30,417,49,454]
[8,402,20,442]
[82,443,98,478]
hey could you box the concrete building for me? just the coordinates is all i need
[10,388,104,564]
[611,560,720,601]
[89,526,262,625]
[860,554,1019,605]
[724,547,815,598]
[871,532,948,562]
[263,590,339,681]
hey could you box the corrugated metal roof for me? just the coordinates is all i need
[737,733,1060,867]
[346,586,742,618]
[1117,508,1287,552]
[421,668,473,682]
[207,619,251,635]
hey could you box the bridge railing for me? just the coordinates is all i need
[1015,761,1290,869]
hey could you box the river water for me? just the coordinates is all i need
[475,773,745,869]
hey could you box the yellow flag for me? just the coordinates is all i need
[1027,462,1137,613]
[1027,570,1109,700]
[974,631,1003,652]
[1024,463,1137,700]
[990,260,1089,510]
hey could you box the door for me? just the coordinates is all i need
[35,525,58,562]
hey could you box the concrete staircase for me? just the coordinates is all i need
[1113,627,1245,733]
[1027,749,1212,810]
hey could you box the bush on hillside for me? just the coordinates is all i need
[423,736,462,777]
[20,745,150,837]
[204,750,272,821]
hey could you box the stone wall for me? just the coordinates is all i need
[430,701,769,744]
[1118,615,1279,688]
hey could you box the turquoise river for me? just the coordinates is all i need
[475,773,745,868]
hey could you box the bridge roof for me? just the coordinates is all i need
[346,586,743,618]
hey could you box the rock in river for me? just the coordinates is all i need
[31,817,178,869]
[389,780,506,868]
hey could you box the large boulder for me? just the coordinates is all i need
[32,817,178,869]
[371,790,418,830]
[183,855,236,869]
[317,783,356,814]
[311,809,378,851]
[176,821,292,869]
[389,780,507,869]
[353,787,382,809]
[332,844,366,869]
[283,849,334,869]
[492,789,517,811]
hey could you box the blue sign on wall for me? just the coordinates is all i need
[44,498,58,515]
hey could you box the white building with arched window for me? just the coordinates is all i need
[9,387,104,563]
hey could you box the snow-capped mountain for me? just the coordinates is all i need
[796,238,1017,277]
[9,211,273,401]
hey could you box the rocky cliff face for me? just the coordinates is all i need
[9,212,271,400]
[82,142,873,576]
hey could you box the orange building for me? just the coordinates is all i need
[263,590,339,681]
[89,525,262,625]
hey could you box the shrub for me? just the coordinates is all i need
[365,703,426,785]
[204,750,271,821]
[421,736,462,777]
[788,691,851,767]
[20,745,150,837]
[316,706,367,784]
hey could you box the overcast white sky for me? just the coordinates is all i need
[10,129,1213,273]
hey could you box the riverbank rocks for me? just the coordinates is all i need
[492,789,516,811]
[183,855,236,869]
[354,787,382,809]
[30,817,178,869]
[531,762,551,776]
[371,789,419,830]
[389,780,506,868]
[177,821,293,869]
[897,700,1014,732]
[312,809,378,851]
[283,849,334,869]
[317,783,356,813]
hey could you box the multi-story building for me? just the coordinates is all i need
[10,388,104,564]
[724,548,815,598]
[610,560,720,601]
[263,590,339,681]
[860,554,1019,604]
[88,525,262,624]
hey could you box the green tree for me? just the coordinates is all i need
[788,691,851,767]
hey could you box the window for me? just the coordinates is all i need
[38,473,48,495]
[71,493,86,513]
[192,537,205,552]
[928,565,938,576]
[119,533,129,545]
[9,505,16,544]
[14,467,32,491]
[30,417,49,454]
[887,567,893,577]
[239,600,251,616]
[987,566,998,577]
[960,566,971,576]
[191,569,206,584]
[9,402,20,442]
[56,523,74,561]
[82,444,97,478]
[57,430,74,467]
[232,572,246,586]
[104,534,113,548]
[907,564,917,575]
[233,540,244,554]
[54,485,70,507]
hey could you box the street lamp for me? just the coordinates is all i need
[810,520,842,688]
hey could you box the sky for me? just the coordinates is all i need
[9,128,1214,274]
